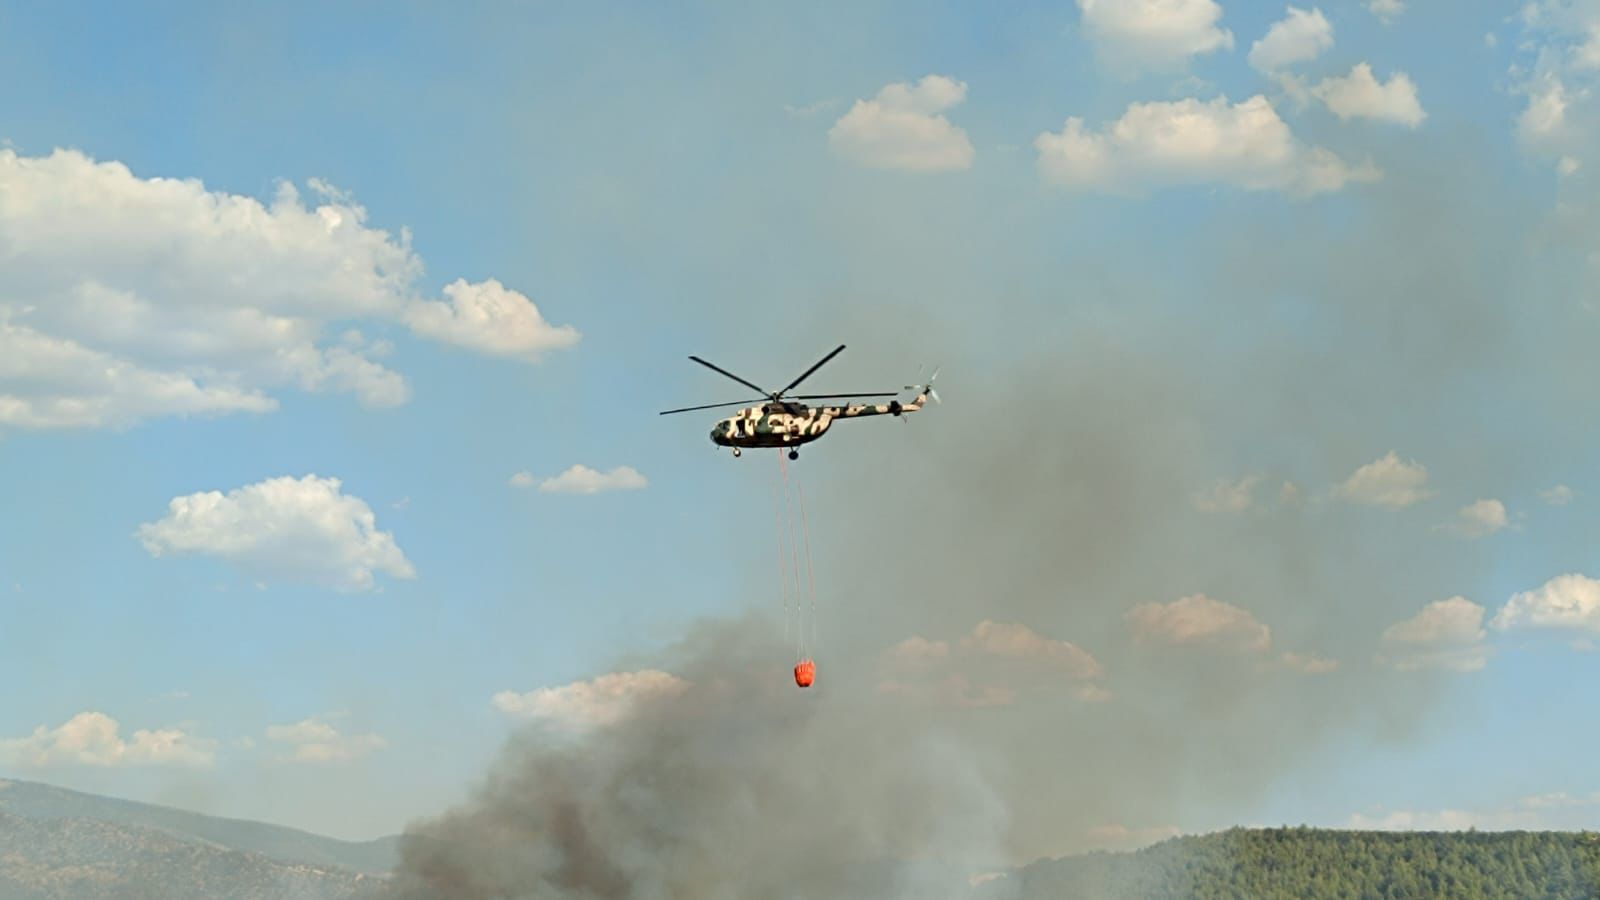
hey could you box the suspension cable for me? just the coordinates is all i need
[796,478,818,657]
[770,453,792,649]
[778,450,806,658]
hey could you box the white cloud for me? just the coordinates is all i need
[886,635,952,665]
[1437,499,1510,539]
[0,712,215,768]
[1519,77,1572,146]
[1085,823,1184,851]
[0,312,280,428]
[962,620,1104,679]
[265,717,386,764]
[1348,807,1534,831]
[828,75,975,172]
[1035,94,1378,197]
[880,621,1105,707]
[508,471,537,489]
[1349,793,1600,832]
[1560,154,1583,174]
[533,464,648,494]
[1312,63,1427,127]
[1127,593,1273,653]
[1191,475,1262,513]
[1493,573,1600,635]
[136,474,415,591]
[1248,7,1333,73]
[1541,484,1575,505]
[0,149,577,432]
[1380,596,1489,672]
[1333,451,1433,508]
[403,279,578,362]
[1076,0,1234,72]
[493,670,689,730]
[1276,651,1339,674]
[1366,0,1404,24]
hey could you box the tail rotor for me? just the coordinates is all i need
[902,365,941,406]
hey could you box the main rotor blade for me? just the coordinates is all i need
[777,344,846,397]
[790,392,899,399]
[688,356,771,397]
[659,399,762,416]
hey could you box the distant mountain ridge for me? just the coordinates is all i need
[0,777,398,899]
[0,778,398,873]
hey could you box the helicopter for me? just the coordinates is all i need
[660,344,939,459]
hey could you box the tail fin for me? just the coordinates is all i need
[901,365,941,410]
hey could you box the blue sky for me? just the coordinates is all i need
[4,0,1600,856]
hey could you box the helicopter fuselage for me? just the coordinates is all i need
[710,393,928,450]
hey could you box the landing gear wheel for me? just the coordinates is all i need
[732,447,742,458]
[788,449,799,461]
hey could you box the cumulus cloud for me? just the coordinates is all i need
[1519,77,1573,147]
[0,148,576,432]
[880,620,1105,707]
[1085,823,1184,851]
[136,474,415,591]
[1248,7,1333,73]
[962,620,1105,678]
[1312,63,1427,127]
[1366,0,1404,24]
[0,712,215,768]
[492,671,690,731]
[1380,596,1489,672]
[1191,474,1263,513]
[403,279,578,361]
[529,464,649,494]
[1508,7,1600,161]
[1541,484,1575,505]
[1076,0,1234,72]
[266,716,387,764]
[1493,573,1600,635]
[1127,594,1273,653]
[1276,651,1339,674]
[828,75,975,172]
[1349,793,1600,832]
[1035,95,1378,197]
[1436,499,1510,539]
[1333,451,1433,508]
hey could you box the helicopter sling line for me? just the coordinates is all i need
[795,461,819,663]
[659,344,942,689]
[776,449,818,686]
[768,468,793,651]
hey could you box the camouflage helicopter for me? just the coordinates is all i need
[660,344,939,459]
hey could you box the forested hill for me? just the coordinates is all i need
[983,828,1600,899]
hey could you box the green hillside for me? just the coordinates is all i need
[988,828,1600,899]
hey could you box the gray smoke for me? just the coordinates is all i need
[384,109,1539,898]
[384,616,1017,899]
